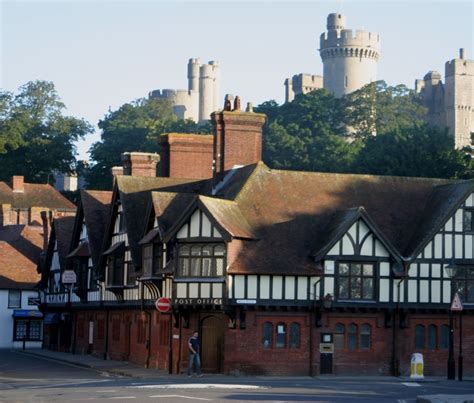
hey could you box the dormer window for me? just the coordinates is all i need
[142,243,162,278]
[337,262,375,300]
[177,243,225,278]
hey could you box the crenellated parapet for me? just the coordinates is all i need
[318,13,381,98]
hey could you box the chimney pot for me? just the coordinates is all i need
[233,96,241,111]
[460,48,465,59]
[246,102,253,113]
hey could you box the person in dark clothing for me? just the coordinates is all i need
[187,330,202,377]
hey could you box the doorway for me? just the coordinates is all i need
[200,315,225,373]
[320,332,334,374]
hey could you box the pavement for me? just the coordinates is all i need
[15,348,474,402]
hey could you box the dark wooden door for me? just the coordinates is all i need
[200,315,225,373]
[320,333,333,374]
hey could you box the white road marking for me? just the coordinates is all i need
[402,382,421,387]
[109,397,136,400]
[149,395,212,401]
[24,379,112,389]
[129,383,263,390]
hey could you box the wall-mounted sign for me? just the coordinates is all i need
[173,298,222,306]
[61,270,77,284]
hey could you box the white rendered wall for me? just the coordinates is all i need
[0,289,42,349]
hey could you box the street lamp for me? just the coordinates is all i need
[445,263,457,380]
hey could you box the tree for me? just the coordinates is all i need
[0,81,92,183]
[353,124,470,179]
[86,97,211,189]
[257,89,359,173]
[345,81,427,138]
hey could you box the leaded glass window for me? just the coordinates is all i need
[360,324,371,349]
[177,243,226,278]
[276,323,286,348]
[338,262,375,300]
[348,323,358,350]
[334,323,345,349]
[415,325,425,349]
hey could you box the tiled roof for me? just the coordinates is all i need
[54,216,76,269]
[0,225,44,289]
[81,190,112,267]
[217,163,457,275]
[0,182,76,210]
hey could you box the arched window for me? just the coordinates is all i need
[415,325,425,349]
[289,323,300,348]
[348,323,358,350]
[441,324,450,349]
[360,324,371,349]
[334,323,345,349]
[262,322,272,348]
[276,323,286,348]
[428,325,437,349]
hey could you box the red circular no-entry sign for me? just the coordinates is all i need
[155,297,171,313]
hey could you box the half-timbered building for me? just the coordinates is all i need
[39,100,474,376]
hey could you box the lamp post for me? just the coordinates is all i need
[445,263,456,380]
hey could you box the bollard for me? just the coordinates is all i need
[410,353,424,379]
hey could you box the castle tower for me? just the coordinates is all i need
[319,13,381,98]
[199,61,220,122]
[187,58,200,92]
[444,48,474,149]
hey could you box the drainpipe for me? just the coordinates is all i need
[141,284,152,369]
[310,277,321,377]
[391,263,407,376]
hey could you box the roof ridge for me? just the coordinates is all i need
[234,162,268,202]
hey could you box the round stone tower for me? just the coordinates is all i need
[319,13,381,98]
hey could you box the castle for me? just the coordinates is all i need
[416,49,474,149]
[285,13,381,101]
[286,12,474,149]
[149,58,220,123]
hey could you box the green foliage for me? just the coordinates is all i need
[0,81,92,183]
[257,89,358,173]
[86,97,211,189]
[256,81,471,179]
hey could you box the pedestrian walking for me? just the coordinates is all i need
[187,330,203,377]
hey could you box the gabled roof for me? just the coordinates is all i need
[311,207,401,269]
[80,190,112,267]
[405,180,474,258]
[0,181,76,210]
[215,163,457,275]
[0,225,44,289]
[100,176,209,274]
[54,216,76,269]
[162,195,256,243]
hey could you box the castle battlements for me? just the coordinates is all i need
[320,29,380,52]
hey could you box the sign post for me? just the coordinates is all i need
[450,292,463,381]
[155,297,171,313]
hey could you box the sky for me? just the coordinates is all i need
[1,0,473,162]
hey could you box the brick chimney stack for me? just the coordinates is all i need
[11,176,24,193]
[211,96,266,181]
[121,152,160,177]
[159,134,214,179]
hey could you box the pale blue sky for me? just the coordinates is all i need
[1,0,473,161]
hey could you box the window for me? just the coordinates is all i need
[337,262,374,300]
[262,322,272,348]
[334,323,345,349]
[440,325,450,349]
[276,323,286,348]
[142,244,162,277]
[289,323,300,348]
[428,325,437,349]
[14,320,42,341]
[463,209,474,232]
[348,323,358,350]
[107,254,124,287]
[177,244,225,278]
[454,267,474,302]
[74,259,89,291]
[8,290,21,308]
[415,325,425,349]
[126,262,136,286]
[360,324,371,349]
